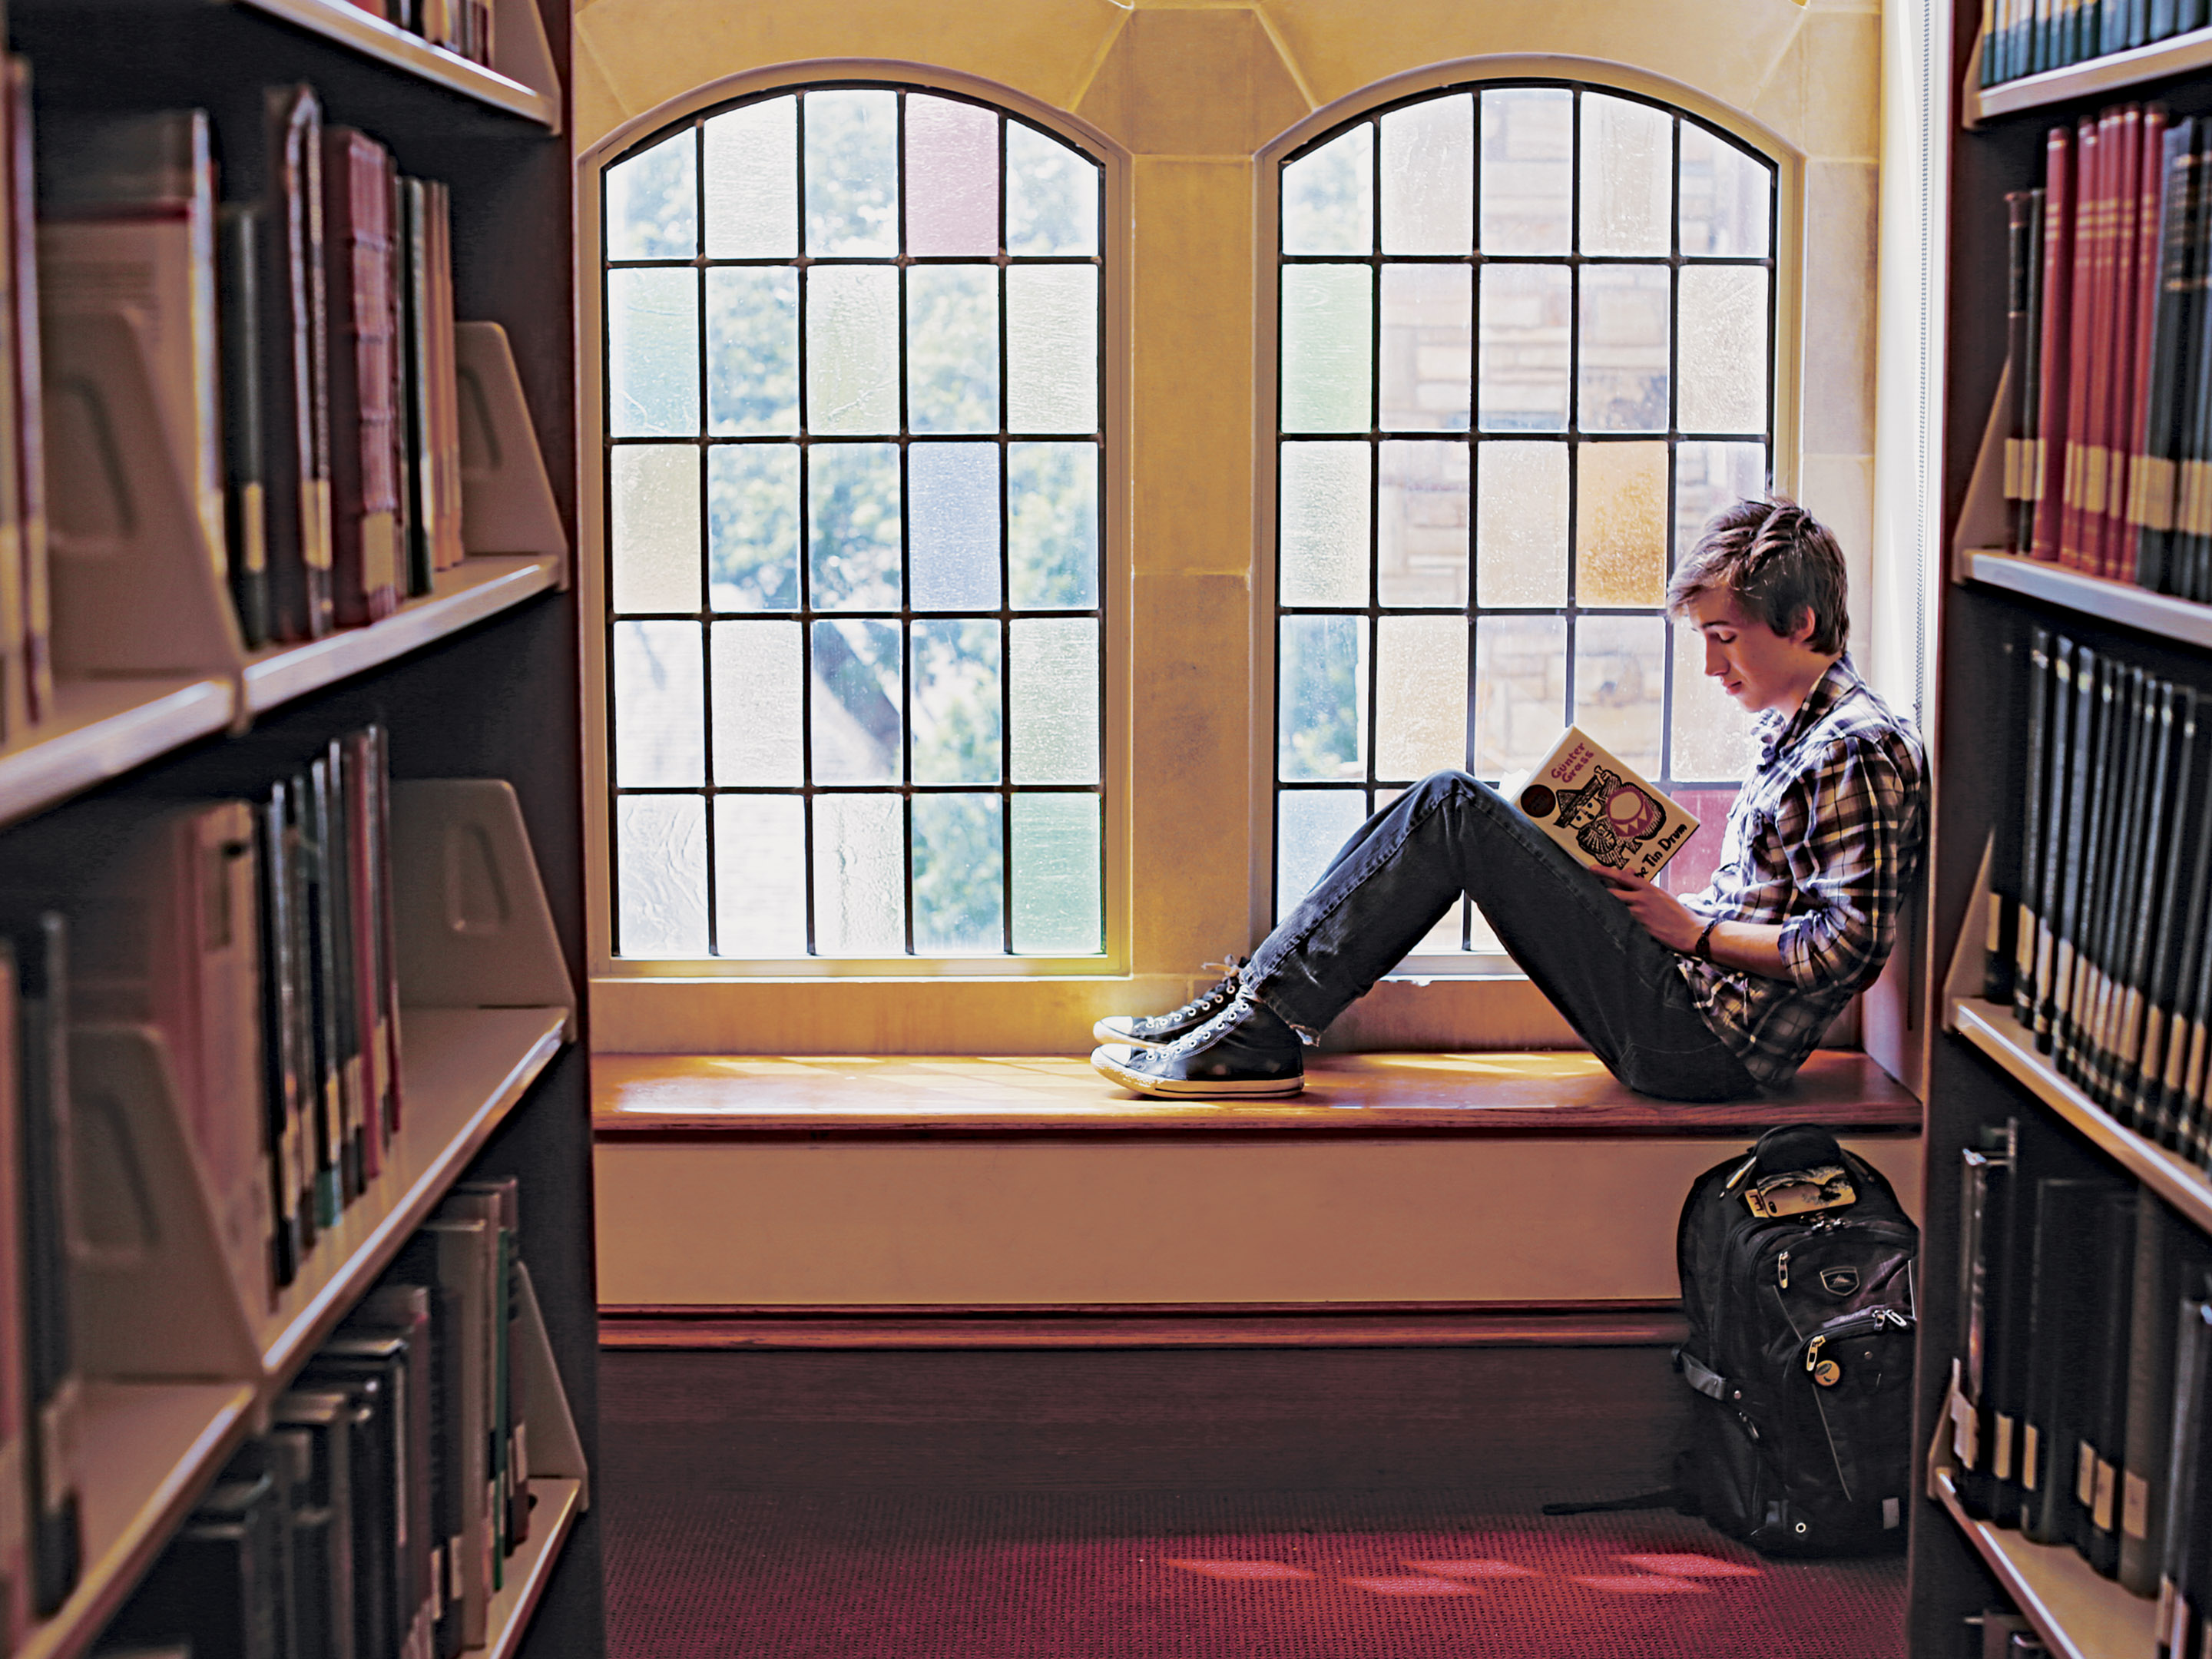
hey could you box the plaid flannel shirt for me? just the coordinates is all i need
[1677,654,1926,1090]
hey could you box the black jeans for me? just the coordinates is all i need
[1244,770,1760,1103]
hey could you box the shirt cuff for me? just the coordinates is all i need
[1777,913,1829,992]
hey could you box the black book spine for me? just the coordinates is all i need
[2024,190,2048,553]
[2055,651,2111,1076]
[257,783,305,1281]
[2140,123,2194,591]
[2179,121,2212,599]
[2076,1188,2137,1575]
[2022,1177,2109,1545]
[2007,194,2036,558]
[1959,1142,2006,1518]
[1990,639,2024,1005]
[2017,629,2052,1028]
[291,771,339,1230]
[2149,690,2212,1144]
[220,204,271,649]
[1983,1121,2032,1526]
[2037,639,2081,1048]
[323,740,363,1201]
[2117,680,2184,1125]
[2091,668,2155,1106]
[2159,1296,2212,1659]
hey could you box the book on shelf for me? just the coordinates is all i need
[1502,726,1699,881]
[1982,0,2210,89]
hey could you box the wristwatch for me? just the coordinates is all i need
[1691,918,1720,962]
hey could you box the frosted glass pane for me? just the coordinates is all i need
[1278,442,1369,608]
[1011,793,1101,953]
[1380,94,1473,255]
[906,96,999,257]
[616,795,707,956]
[808,443,901,609]
[1376,615,1468,780]
[1008,442,1098,608]
[1009,617,1098,783]
[1281,265,1372,434]
[606,128,696,260]
[1005,123,1098,256]
[1005,266,1098,433]
[1279,614,1368,781]
[704,97,796,258]
[1678,267,1769,435]
[1277,790,1368,921]
[914,793,1004,952]
[1479,88,1571,257]
[1680,124,1770,258]
[1283,124,1372,255]
[1577,441,1668,607]
[1580,94,1671,257]
[610,445,700,613]
[1675,442,1767,558]
[912,619,1002,783]
[707,267,799,435]
[708,443,800,611]
[613,621,704,786]
[1379,264,1471,432]
[1578,266,1671,433]
[804,88,897,257]
[1575,614,1666,780]
[813,793,905,954]
[907,266,1000,434]
[1473,614,1565,777]
[810,618,902,783]
[1475,440,1567,607]
[1671,621,1760,781]
[909,442,1002,611]
[1377,439,1467,608]
[806,266,899,435]
[608,268,699,437]
[714,795,807,955]
[1477,264,1569,432]
[710,619,803,785]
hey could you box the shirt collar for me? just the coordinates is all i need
[1756,654,1861,770]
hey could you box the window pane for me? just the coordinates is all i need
[1671,622,1760,780]
[610,444,700,613]
[805,266,899,435]
[1376,615,1467,780]
[617,795,708,955]
[1574,614,1665,778]
[810,618,902,783]
[707,267,799,435]
[1675,441,1767,556]
[608,268,699,437]
[1378,439,1466,608]
[1473,614,1565,776]
[1279,615,1368,781]
[613,620,704,786]
[1680,124,1770,257]
[1008,442,1098,608]
[1012,793,1101,952]
[915,793,1005,952]
[1475,440,1566,607]
[807,443,901,610]
[1477,264,1568,432]
[607,128,696,260]
[1277,789,1367,922]
[1380,264,1471,432]
[804,88,897,257]
[1006,266,1098,433]
[907,265,1000,435]
[1005,123,1098,256]
[1576,441,1668,607]
[1279,441,1370,608]
[1579,93,1671,257]
[912,619,1002,783]
[710,619,803,785]
[1678,266,1769,434]
[1283,124,1373,256]
[1479,88,1571,256]
[1009,617,1099,783]
[813,793,905,953]
[908,442,1002,611]
[1577,266,1670,433]
[704,97,796,258]
[1380,94,1473,255]
[1657,786,1740,896]
[1281,265,1373,433]
[714,795,807,955]
[709,443,800,611]
[906,96,999,257]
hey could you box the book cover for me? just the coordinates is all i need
[1957,1137,2012,1519]
[2022,187,2048,556]
[2137,118,2196,593]
[2015,629,2052,1027]
[271,1389,356,1659]
[351,1284,438,1658]
[2132,685,2203,1133]
[263,86,335,643]
[401,1218,492,1645]
[2061,116,2101,571]
[2006,194,2035,555]
[2021,1176,2113,1545]
[1990,638,2023,1005]
[2074,1186,2137,1574]
[2034,637,2079,1047]
[2119,106,2169,584]
[323,128,400,628]
[1501,726,1699,882]
[220,205,271,647]
[2110,678,2180,1118]
[2035,124,2076,565]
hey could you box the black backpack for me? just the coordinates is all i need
[1671,1124,1920,1557]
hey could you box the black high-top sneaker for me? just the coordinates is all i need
[1091,956,1249,1048]
[1090,995,1304,1098]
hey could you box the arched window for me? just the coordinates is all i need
[1272,81,1778,954]
[600,84,1107,961]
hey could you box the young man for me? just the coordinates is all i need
[1091,498,1927,1103]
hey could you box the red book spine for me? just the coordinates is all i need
[323,129,399,628]
[2078,113,2117,575]
[2036,124,2076,565]
[2101,107,2143,578]
[2062,121,2098,568]
[2122,107,2169,585]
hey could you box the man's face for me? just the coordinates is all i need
[1686,589,1825,716]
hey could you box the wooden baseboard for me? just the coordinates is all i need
[598,1300,1690,1351]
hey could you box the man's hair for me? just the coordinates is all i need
[1665,495,1849,654]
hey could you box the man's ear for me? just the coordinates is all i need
[1789,604,1819,647]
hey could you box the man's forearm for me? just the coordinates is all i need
[1700,918,1792,982]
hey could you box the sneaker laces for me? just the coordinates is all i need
[1159,956,1247,1026]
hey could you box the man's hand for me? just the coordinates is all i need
[1591,866,1705,953]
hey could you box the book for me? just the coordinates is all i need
[2074,1187,2137,1573]
[2124,1193,2212,1594]
[262,85,336,643]
[323,128,401,628]
[221,204,273,648]
[2015,628,2053,1028]
[8,61,48,727]
[1957,1127,2021,1521]
[2021,1176,2117,1545]
[1502,726,1700,881]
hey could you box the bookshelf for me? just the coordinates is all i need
[1931,1469,2161,1659]
[1966,25,2212,125]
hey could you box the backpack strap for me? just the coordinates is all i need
[1674,1346,1730,1402]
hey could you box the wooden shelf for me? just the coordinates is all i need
[1961,549,2212,651]
[1966,25,2212,123]
[257,1003,568,1382]
[0,678,233,833]
[483,1479,584,1659]
[1932,1468,2157,1659]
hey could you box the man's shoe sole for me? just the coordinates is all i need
[1089,1045,1304,1098]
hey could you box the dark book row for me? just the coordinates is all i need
[365,0,498,71]
[1980,0,2210,88]
[95,1181,539,1659]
